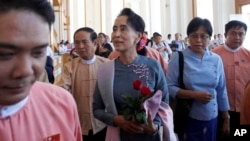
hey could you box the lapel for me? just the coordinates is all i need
[97,60,117,114]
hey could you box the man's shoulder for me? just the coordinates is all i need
[66,57,80,65]
[96,55,110,62]
[208,50,223,60]
[28,82,79,131]
[241,47,250,53]
[30,82,75,108]
[245,80,250,90]
[71,57,81,62]
[212,45,224,53]
[31,82,72,99]
[63,57,80,70]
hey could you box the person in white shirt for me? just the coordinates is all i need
[208,34,219,50]
[165,34,172,44]
[58,40,68,54]
[152,32,172,62]
[172,33,186,51]
[217,33,225,45]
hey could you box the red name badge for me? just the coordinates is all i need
[46,133,60,141]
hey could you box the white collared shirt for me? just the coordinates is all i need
[81,55,96,64]
[0,96,29,118]
[224,44,242,53]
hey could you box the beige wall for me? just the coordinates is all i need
[65,0,236,41]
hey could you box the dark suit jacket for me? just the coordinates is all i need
[45,56,54,84]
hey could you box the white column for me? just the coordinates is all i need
[69,0,85,41]
[149,0,161,36]
[213,0,235,35]
[161,0,193,39]
[104,0,124,37]
[85,0,101,33]
[139,0,151,35]
[178,0,193,38]
[69,0,74,41]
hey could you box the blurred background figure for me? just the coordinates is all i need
[95,32,113,58]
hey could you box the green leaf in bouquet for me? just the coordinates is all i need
[122,95,135,108]
[135,111,147,124]
[123,108,133,120]
[134,99,141,109]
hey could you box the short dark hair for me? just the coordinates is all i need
[167,34,171,38]
[225,20,247,33]
[153,32,162,38]
[187,17,213,37]
[153,32,160,37]
[73,27,97,42]
[0,0,55,30]
[118,8,145,34]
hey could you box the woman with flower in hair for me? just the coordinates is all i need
[93,8,174,141]
[108,30,168,74]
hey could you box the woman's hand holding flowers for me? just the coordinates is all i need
[114,115,144,134]
[114,110,158,135]
[115,79,158,135]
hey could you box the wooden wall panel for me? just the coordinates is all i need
[235,0,250,13]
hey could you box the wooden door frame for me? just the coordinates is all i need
[235,0,250,13]
[193,0,250,16]
[192,0,197,17]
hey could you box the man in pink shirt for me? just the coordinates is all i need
[241,80,250,125]
[0,0,82,141]
[213,20,250,140]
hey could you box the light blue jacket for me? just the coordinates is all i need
[166,48,230,121]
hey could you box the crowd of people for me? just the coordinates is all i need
[0,0,249,141]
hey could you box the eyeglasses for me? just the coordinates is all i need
[228,31,245,38]
[189,34,210,40]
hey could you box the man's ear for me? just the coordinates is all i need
[93,39,97,51]
[93,39,97,45]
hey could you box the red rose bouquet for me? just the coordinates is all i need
[122,79,152,124]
